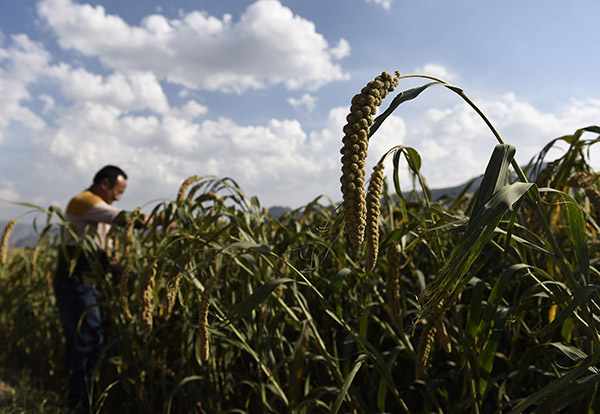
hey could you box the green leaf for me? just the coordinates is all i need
[424,182,533,313]
[227,278,294,323]
[330,354,368,414]
[392,149,408,221]
[471,144,516,217]
[533,284,600,337]
[562,191,589,282]
[164,375,203,414]
[225,240,272,254]
[369,82,442,138]
[509,350,600,414]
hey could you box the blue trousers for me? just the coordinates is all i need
[53,280,103,405]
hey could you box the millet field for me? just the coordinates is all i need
[1,71,600,413]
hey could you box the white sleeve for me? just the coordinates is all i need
[80,201,122,224]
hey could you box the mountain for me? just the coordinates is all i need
[0,221,50,248]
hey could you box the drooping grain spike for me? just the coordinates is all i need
[535,160,559,188]
[340,71,399,246]
[140,262,157,336]
[198,277,214,361]
[120,268,134,323]
[366,162,386,271]
[177,175,202,202]
[195,192,222,204]
[568,171,596,188]
[435,316,452,354]
[123,207,142,257]
[416,299,448,378]
[29,242,41,279]
[185,182,204,202]
[585,187,600,220]
[385,243,403,331]
[0,219,18,266]
[415,322,437,380]
[164,272,183,321]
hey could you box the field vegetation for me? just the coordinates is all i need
[1,72,600,413]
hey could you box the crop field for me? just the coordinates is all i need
[1,72,600,413]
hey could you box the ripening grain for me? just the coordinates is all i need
[0,219,17,266]
[340,71,399,246]
[366,162,386,271]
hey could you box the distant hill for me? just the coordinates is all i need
[0,221,52,248]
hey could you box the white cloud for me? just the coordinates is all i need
[404,92,600,189]
[22,98,343,210]
[330,38,351,60]
[288,93,318,112]
[368,114,407,163]
[0,180,19,202]
[413,63,458,82]
[168,100,208,120]
[39,94,55,114]
[307,105,406,201]
[36,0,350,93]
[0,34,48,140]
[45,65,170,113]
[365,0,393,10]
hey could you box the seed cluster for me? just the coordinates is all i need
[29,239,42,278]
[119,207,142,323]
[0,219,17,266]
[164,272,183,321]
[566,170,600,219]
[586,187,600,219]
[124,207,142,255]
[568,171,596,188]
[340,71,399,246]
[140,262,157,336]
[525,161,560,235]
[198,277,214,362]
[177,175,202,202]
[385,243,402,331]
[535,160,559,188]
[415,300,448,379]
[435,316,451,354]
[196,192,222,204]
[415,321,437,380]
[366,162,386,271]
[119,268,133,323]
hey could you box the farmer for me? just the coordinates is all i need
[52,165,166,411]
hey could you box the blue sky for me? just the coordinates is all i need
[1,0,600,220]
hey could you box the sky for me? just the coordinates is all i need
[1,0,600,221]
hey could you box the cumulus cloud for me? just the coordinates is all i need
[32,101,347,210]
[0,180,19,202]
[46,65,171,113]
[36,0,350,93]
[0,6,345,214]
[288,93,318,112]
[413,63,458,82]
[365,0,393,10]
[0,34,48,141]
[330,38,351,60]
[405,93,600,189]
[307,105,406,200]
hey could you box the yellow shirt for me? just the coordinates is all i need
[65,190,122,250]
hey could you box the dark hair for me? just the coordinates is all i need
[92,165,128,188]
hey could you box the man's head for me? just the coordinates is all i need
[91,165,128,204]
